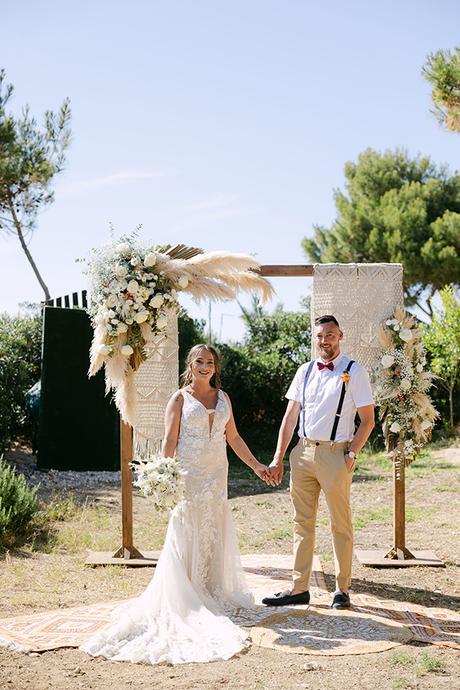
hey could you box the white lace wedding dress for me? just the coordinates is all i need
[80,389,254,665]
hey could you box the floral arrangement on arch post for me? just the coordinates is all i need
[85,235,273,426]
[374,307,438,468]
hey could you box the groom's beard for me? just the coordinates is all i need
[319,344,340,361]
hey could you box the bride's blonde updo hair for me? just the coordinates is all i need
[181,344,222,389]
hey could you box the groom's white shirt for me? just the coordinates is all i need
[286,353,374,442]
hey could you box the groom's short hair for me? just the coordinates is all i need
[314,315,340,328]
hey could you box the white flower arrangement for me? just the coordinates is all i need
[374,307,438,466]
[84,235,183,371]
[84,232,273,425]
[131,454,184,512]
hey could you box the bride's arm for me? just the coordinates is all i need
[223,392,269,481]
[161,391,184,457]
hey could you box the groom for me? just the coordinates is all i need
[263,315,375,609]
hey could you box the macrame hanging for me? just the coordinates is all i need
[132,312,179,458]
[311,263,404,372]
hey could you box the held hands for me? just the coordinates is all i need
[267,458,284,486]
[253,461,271,482]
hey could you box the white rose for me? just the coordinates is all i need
[138,288,150,301]
[178,275,189,289]
[416,364,423,372]
[134,311,149,323]
[114,264,128,277]
[98,344,111,356]
[144,252,157,267]
[389,421,401,433]
[130,257,139,266]
[121,345,134,356]
[420,419,431,431]
[105,294,118,308]
[149,294,165,309]
[385,319,393,326]
[399,328,412,342]
[400,379,411,390]
[127,279,139,294]
[157,316,168,330]
[381,354,395,368]
[116,242,130,254]
[126,318,133,325]
[117,322,128,333]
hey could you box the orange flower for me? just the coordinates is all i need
[342,372,351,384]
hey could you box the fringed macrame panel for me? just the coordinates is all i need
[133,313,179,458]
[311,263,404,371]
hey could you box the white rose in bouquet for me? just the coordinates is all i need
[121,345,134,356]
[389,421,401,433]
[144,252,157,267]
[127,279,139,294]
[105,294,118,308]
[381,354,395,368]
[149,294,165,309]
[134,311,149,323]
[399,328,413,342]
[114,264,128,278]
[117,322,128,334]
[400,379,411,391]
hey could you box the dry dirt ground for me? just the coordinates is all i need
[0,445,459,690]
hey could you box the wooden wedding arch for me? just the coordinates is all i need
[85,263,442,568]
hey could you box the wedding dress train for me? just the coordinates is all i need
[80,389,254,665]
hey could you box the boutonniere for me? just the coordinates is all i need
[341,372,351,387]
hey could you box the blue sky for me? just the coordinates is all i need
[1,1,459,341]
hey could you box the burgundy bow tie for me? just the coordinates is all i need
[317,361,334,371]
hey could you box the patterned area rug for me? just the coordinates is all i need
[0,553,458,655]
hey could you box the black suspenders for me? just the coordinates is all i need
[300,359,355,441]
[330,360,355,441]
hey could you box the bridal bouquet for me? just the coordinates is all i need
[131,454,184,512]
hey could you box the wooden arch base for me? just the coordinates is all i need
[355,458,444,568]
[85,421,160,566]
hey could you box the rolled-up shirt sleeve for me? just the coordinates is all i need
[285,364,307,404]
[350,364,374,408]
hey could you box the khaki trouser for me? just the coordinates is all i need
[289,438,353,593]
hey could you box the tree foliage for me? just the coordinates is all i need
[302,148,460,317]
[422,285,460,431]
[423,46,460,132]
[219,303,311,451]
[0,307,42,453]
[0,69,71,300]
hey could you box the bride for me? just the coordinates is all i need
[80,344,269,665]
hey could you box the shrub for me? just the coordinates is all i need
[0,307,42,453]
[0,456,39,546]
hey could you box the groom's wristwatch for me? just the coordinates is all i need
[346,451,356,460]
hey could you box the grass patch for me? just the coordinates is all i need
[391,680,412,690]
[415,651,446,676]
[389,650,414,668]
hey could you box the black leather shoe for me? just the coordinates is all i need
[331,591,350,609]
[262,590,310,607]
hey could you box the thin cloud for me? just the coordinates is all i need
[58,171,165,198]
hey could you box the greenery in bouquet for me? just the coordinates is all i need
[131,454,184,512]
[373,307,438,465]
